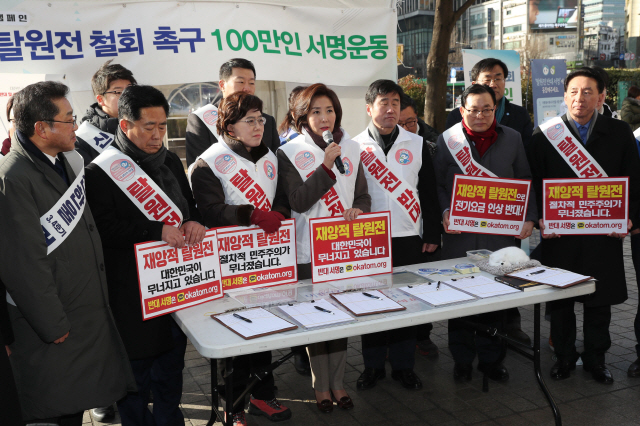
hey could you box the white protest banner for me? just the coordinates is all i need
[309,212,392,283]
[217,219,297,292]
[1,1,396,91]
[134,229,223,320]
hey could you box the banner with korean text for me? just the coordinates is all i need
[448,175,531,236]
[1,2,396,91]
[309,212,392,283]
[217,220,297,292]
[531,59,566,126]
[543,178,628,235]
[134,230,223,320]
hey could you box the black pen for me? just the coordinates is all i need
[437,281,441,291]
[527,270,546,276]
[314,305,334,315]
[233,313,252,323]
[362,292,381,300]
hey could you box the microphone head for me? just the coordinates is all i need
[322,130,334,144]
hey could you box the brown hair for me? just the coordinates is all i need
[628,86,640,99]
[216,92,263,136]
[278,85,307,134]
[283,83,342,134]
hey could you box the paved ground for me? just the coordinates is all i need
[86,236,640,426]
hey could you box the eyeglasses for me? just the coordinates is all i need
[43,115,77,126]
[463,107,495,117]
[398,118,418,127]
[103,90,125,97]
[479,77,504,85]
[238,117,267,126]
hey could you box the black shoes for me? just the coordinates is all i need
[391,369,423,390]
[550,360,576,380]
[356,367,386,390]
[478,363,510,382]
[584,364,614,384]
[628,358,640,378]
[453,363,472,382]
[293,353,311,376]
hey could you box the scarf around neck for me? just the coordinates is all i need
[462,117,498,158]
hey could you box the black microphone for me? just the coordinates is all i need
[322,130,345,174]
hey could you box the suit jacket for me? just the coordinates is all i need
[0,136,134,420]
[85,148,202,360]
[528,113,640,307]
[445,98,533,148]
[185,103,279,166]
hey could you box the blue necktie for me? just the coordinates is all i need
[54,158,70,185]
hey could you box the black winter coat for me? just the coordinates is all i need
[85,149,202,359]
[75,103,119,165]
[528,113,640,307]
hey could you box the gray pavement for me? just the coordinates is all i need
[86,236,640,426]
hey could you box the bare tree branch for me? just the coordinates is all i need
[453,0,477,22]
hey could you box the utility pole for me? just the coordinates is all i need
[576,0,583,63]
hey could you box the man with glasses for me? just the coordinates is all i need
[0,81,135,426]
[75,60,136,165]
[434,84,536,384]
[399,94,438,156]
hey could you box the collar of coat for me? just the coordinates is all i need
[562,112,606,146]
[221,134,269,164]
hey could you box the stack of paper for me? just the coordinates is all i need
[444,275,520,298]
[278,299,354,329]
[213,308,297,339]
[331,290,405,316]
[399,283,476,306]
[507,267,592,288]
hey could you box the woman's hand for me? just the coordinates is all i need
[323,142,341,170]
[342,208,362,222]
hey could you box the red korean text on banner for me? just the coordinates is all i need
[216,219,297,292]
[448,175,531,236]
[134,230,223,320]
[542,177,628,235]
[309,212,392,283]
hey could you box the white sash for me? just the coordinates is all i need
[94,146,184,226]
[539,116,608,178]
[193,104,221,139]
[442,123,497,177]
[40,150,87,255]
[359,144,422,236]
[75,121,114,154]
[198,140,275,211]
[634,127,640,141]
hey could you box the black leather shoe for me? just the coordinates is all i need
[628,358,640,378]
[293,353,311,376]
[478,363,509,382]
[505,327,532,347]
[391,369,423,390]
[550,360,576,380]
[584,364,614,384]
[453,363,472,382]
[356,367,385,390]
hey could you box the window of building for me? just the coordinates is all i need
[503,24,522,34]
[504,41,522,50]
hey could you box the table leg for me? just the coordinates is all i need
[533,303,562,426]
[207,359,220,426]
[225,357,234,426]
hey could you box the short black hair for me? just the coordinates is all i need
[589,66,609,88]
[461,84,496,108]
[91,60,137,97]
[118,85,169,122]
[219,58,256,81]
[564,67,604,94]
[13,81,69,137]
[400,93,418,113]
[470,58,508,82]
[365,79,405,105]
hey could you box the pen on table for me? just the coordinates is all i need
[362,292,381,300]
[233,313,252,323]
[314,305,334,315]
[527,270,546,276]
[436,281,441,291]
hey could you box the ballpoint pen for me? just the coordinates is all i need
[314,305,334,315]
[436,281,441,291]
[362,292,381,300]
[233,313,253,323]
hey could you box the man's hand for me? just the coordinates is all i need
[422,243,438,253]
[162,225,185,248]
[53,331,69,344]
[342,208,363,222]
[516,221,535,240]
[608,219,632,239]
[539,219,560,239]
[180,221,206,246]
[443,211,461,235]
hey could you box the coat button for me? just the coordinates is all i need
[100,263,105,271]
[89,224,95,232]
[142,230,148,236]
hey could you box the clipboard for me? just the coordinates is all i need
[211,307,298,340]
[505,267,593,288]
[330,289,406,316]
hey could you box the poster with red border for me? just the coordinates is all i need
[542,177,628,235]
[448,175,531,236]
[134,229,223,320]
[216,219,297,292]
[309,212,392,283]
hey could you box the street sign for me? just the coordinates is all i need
[620,53,625,61]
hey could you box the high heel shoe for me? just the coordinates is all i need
[316,399,333,413]
[331,391,354,410]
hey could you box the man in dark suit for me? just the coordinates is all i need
[528,67,640,384]
[185,58,280,165]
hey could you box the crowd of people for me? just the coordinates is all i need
[1,56,640,426]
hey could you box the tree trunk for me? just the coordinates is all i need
[424,0,476,133]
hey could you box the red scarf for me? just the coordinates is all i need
[462,118,498,158]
